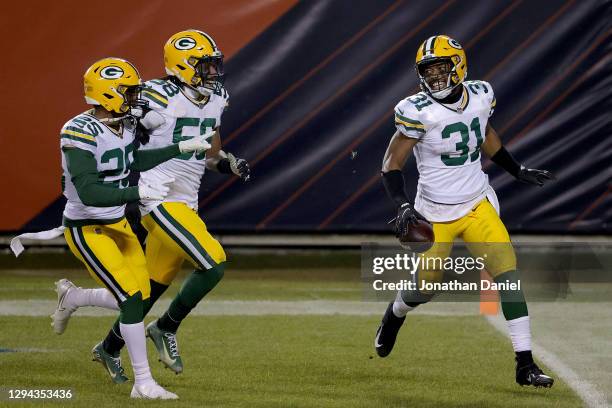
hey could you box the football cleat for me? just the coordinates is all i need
[516,361,554,388]
[91,342,129,384]
[50,279,78,335]
[374,302,406,357]
[146,320,183,374]
[130,382,178,399]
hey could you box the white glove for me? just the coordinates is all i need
[178,130,215,153]
[138,178,174,201]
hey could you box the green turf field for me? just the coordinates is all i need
[0,252,589,407]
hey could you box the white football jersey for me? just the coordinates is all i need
[60,112,136,223]
[138,78,229,214]
[394,81,497,221]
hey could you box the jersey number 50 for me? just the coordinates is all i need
[173,117,217,160]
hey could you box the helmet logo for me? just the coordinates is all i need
[175,37,197,50]
[448,39,462,49]
[100,66,124,79]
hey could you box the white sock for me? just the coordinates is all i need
[66,287,119,310]
[506,316,531,352]
[119,322,154,386]
[392,291,416,318]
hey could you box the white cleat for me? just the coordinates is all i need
[50,279,78,334]
[130,382,178,400]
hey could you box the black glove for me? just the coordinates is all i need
[218,153,251,181]
[516,166,555,186]
[393,202,426,238]
[490,147,555,187]
[229,153,250,181]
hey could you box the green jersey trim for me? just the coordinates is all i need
[142,89,169,108]
[61,133,97,146]
[394,113,426,133]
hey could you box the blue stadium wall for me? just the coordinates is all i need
[16,0,612,234]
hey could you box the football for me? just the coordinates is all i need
[3,2,605,405]
[399,219,435,253]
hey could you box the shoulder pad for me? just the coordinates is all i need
[394,93,430,136]
[465,80,494,99]
[60,114,103,149]
[142,78,179,109]
[212,85,229,104]
[465,80,495,114]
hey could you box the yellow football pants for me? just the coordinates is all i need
[141,202,226,286]
[64,219,150,303]
[420,199,517,286]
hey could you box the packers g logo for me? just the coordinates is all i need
[175,37,197,50]
[100,66,124,79]
[448,39,462,50]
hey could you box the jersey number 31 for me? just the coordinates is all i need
[441,117,483,166]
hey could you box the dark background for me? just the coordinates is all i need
[4,0,611,234]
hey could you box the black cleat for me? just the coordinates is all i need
[374,302,405,357]
[516,360,554,388]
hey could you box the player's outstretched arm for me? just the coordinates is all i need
[381,131,425,235]
[130,144,181,172]
[65,147,141,206]
[130,132,212,172]
[482,125,555,187]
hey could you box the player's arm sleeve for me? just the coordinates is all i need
[382,170,409,207]
[220,86,229,110]
[217,86,230,122]
[141,87,169,110]
[394,106,426,139]
[136,88,167,146]
[60,126,98,153]
[130,144,181,171]
[64,148,140,206]
[481,81,496,117]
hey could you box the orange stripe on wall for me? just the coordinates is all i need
[0,0,297,230]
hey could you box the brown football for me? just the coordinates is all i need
[399,219,435,253]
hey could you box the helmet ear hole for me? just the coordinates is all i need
[103,93,114,99]
[176,64,187,71]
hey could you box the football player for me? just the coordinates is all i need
[58,57,210,399]
[375,36,555,388]
[52,31,249,378]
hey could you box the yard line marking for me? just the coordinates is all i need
[0,300,479,317]
[486,314,607,408]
